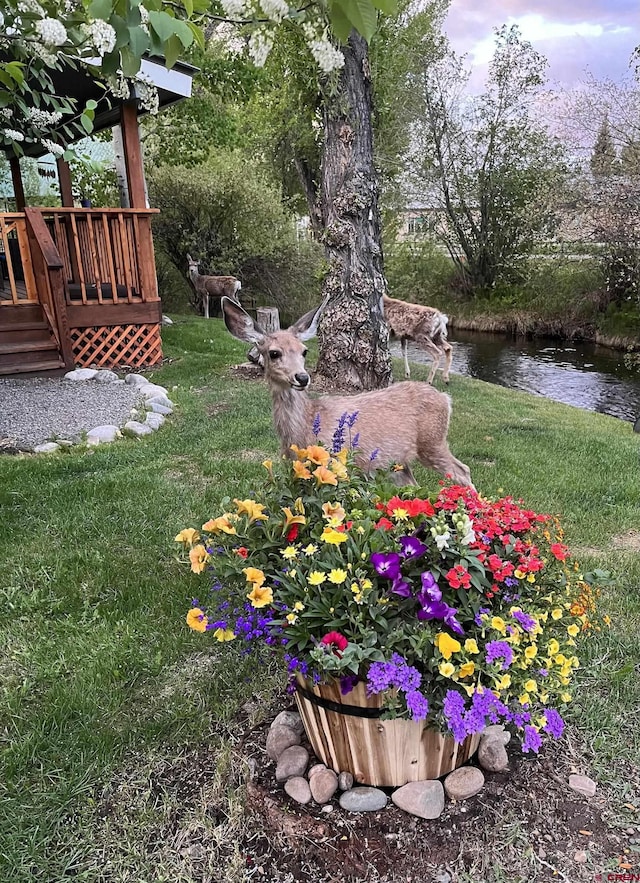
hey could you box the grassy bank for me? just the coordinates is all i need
[1,316,639,882]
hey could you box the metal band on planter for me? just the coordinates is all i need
[295,682,383,719]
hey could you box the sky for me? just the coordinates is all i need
[443,0,639,90]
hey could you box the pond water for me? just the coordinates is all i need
[392,329,640,425]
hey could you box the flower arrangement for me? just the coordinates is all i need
[176,419,609,754]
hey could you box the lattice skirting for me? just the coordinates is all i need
[71,323,163,368]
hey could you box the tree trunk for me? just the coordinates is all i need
[315,32,391,391]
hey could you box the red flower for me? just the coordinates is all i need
[320,631,348,655]
[550,542,568,561]
[286,524,299,542]
[374,517,394,531]
[235,547,249,558]
[445,564,472,590]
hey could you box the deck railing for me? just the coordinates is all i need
[0,212,38,304]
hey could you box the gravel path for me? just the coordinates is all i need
[0,377,144,450]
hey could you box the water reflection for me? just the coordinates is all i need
[392,330,640,423]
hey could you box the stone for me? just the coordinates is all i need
[444,766,485,801]
[145,393,174,410]
[94,370,119,383]
[477,736,509,772]
[145,413,166,430]
[266,724,300,761]
[162,315,174,325]
[434,872,452,883]
[481,724,511,746]
[338,771,354,791]
[123,420,154,438]
[339,787,388,813]
[64,368,97,381]
[138,383,169,398]
[124,373,149,387]
[309,769,339,804]
[270,710,305,737]
[568,774,597,798]
[56,439,74,447]
[86,425,121,446]
[33,442,61,454]
[321,804,334,813]
[284,776,311,805]
[307,763,327,779]
[145,402,173,415]
[275,745,309,782]
[392,780,445,820]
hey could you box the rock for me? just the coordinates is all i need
[33,442,61,454]
[434,871,452,883]
[568,774,597,798]
[444,766,485,801]
[138,383,169,398]
[56,439,74,447]
[309,769,339,804]
[308,763,327,778]
[477,736,509,772]
[145,393,174,410]
[94,370,119,383]
[574,850,588,863]
[321,804,334,813]
[124,373,149,387]
[481,724,511,746]
[123,420,154,438]
[64,368,97,381]
[145,402,173,415]
[145,413,166,431]
[266,724,301,761]
[86,425,121,446]
[392,780,445,820]
[275,745,309,782]
[338,771,354,791]
[339,787,388,813]
[162,315,174,325]
[284,776,311,805]
[270,710,305,737]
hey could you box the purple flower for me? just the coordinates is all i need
[366,655,422,702]
[542,708,564,739]
[352,432,360,448]
[537,668,549,678]
[443,690,467,742]
[512,609,537,632]
[474,607,490,627]
[406,690,429,720]
[371,552,401,580]
[504,577,519,588]
[369,448,380,462]
[398,535,427,560]
[521,725,543,753]
[391,576,412,598]
[485,640,514,670]
[312,413,321,436]
[340,673,360,695]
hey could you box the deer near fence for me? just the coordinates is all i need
[382,294,453,383]
[187,254,242,319]
[221,296,473,488]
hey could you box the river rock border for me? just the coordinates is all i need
[265,710,598,819]
[32,369,175,454]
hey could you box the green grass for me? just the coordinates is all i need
[1,316,639,882]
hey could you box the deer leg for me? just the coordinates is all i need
[389,465,417,486]
[204,292,210,320]
[402,338,411,378]
[421,445,474,489]
[418,338,443,384]
[441,341,453,383]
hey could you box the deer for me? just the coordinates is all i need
[382,294,453,384]
[186,254,242,319]
[221,296,473,488]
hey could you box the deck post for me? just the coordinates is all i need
[56,158,75,207]
[9,158,26,211]
[119,101,147,209]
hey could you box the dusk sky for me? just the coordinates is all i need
[443,0,639,90]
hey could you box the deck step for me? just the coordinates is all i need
[0,359,65,377]
[0,339,59,355]
[0,320,49,333]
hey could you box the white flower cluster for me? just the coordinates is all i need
[134,73,159,115]
[0,108,13,120]
[259,0,289,23]
[17,0,45,14]
[139,5,149,35]
[34,16,68,47]
[28,42,59,65]
[109,74,132,100]
[27,107,63,128]
[302,23,344,73]
[248,29,274,67]
[220,0,247,17]
[3,128,25,142]
[85,19,117,56]
[41,138,64,156]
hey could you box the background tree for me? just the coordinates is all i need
[409,24,566,292]
[590,116,620,178]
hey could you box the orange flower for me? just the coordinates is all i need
[202,515,237,534]
[186,607,208,632]
[243,567,266,587]
[189,544,209,574]
[233,499,269,522]
[292,460,312,480]
[322,501,346,524]
[174,528,200,547]
[314,465,338,486]
[247,584,274,608]
[305,444,331,467]
[289,444,309,460]
[282,506,307,532]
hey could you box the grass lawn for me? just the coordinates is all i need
[1,316,639,882]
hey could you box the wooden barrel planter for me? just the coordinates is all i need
[294,677,480,787]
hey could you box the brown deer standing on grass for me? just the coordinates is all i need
[221,297,473,488]
[187,254,242,319]
[383,294,453,383]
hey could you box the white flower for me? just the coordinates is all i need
[248,30,273,67]
[35,17,68,47]
[3,129,25,142]
[139,5,149,34]
[0,108,13,120]
[85,19,117,56]
[29,42,59,65]
[17,0,45,14]
[134,73,159,115]
[41,138,64,156]
[430,526,451,551]
[220,0,247,17]
[307,36,345,73]
[259,0,289,23]
[109,74,131,100]
[27,107,63,128]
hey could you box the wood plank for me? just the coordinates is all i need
[23,208,63,268]
[68,213,88,303]
[0,216,19,304]
[116,212,134,301]
[14,216,38,302]
[0,359,64,376]
[119,101,147,208]
[66,301,162,328]
[85,213,104,303]
[56,157,74,207]
[9,157,25,211]
[100,213,119,302]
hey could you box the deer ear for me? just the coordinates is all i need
[186,253,192,262]
[289,296,328,342]
[222,297,265,345]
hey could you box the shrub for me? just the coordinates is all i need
[384,238,457,309]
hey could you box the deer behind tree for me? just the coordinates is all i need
[187,254,241,319]
[383,294,453,383]
[221,297,472,488]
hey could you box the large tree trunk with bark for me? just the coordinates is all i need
[315,32,391,391]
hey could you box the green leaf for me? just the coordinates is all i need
[148,10,178,44]
[172,19,194,50]
[4,61,25,86]
[120,46,141,78]
[80,113,94,134]
[371,0,397,13]
[127,24,151,58]
[85,99,98,111]
[183,0,193,16]
[337,0,379,41]
[87,0,113,20]
[163,34,183,70]
[328,3,353,43]
[111,14,131,50]
[186,21,204,50]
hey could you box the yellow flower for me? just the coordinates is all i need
[491,616,507,634]
[282,507,306,531]
[303,543,318,556]
[464,639,480,654]
[547,639,560,656]
[439,662,456,678]
[333,448,348,465]
[234,499,268,522]
[289,444,308,460]
[526,573,536,583]
[322,501,346,524]
[321,527,348,544]
[175,528,200,546]
[186,607,208,632]
[293,497,305,514]
[514,569,526,579]
[458,662,475,678]
[308,571,327,586]
[293,601,305,611]
[202,515,237,535]
[189,544,209,574]
[360,578,372,591]
[551,608,563,620]
[247,584,274,608]
[495,673,511,690]
[554,653,567,666]
[281,546,298,560]
[567,624,580,637]
[539,691,549,704]
[524,679,538,693]
[328,568,348,584]
[213,627,236,642]
[243,567,266,587]
[560,692,572,703]
[519,692,531,705]
[292,460,312,480]
[314,465,338,486]
[305,444,331,467]
[262,459,273,476]
[329,459,348,480]
[462,684,476,697]
[286,612,298,624]
[524,645,538,660]
[435,632,462,660]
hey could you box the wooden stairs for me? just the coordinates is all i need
[0,303,66,376]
